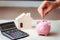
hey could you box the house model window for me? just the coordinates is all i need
[20,23,23,28]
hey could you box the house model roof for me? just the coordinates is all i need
[15,13,26,20]
[15,13,31,20]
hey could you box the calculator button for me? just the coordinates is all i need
[6,31,10,33]
[11,30,14,32]
[10,33,14,37]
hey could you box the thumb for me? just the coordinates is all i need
[40,9,44,18]
[38,8,44,18]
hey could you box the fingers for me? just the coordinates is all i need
[44,6,52,16]
[44,2,58,16]
[41,1,50,17]
[38,1,48,18]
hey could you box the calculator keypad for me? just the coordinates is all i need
[4,29,28,39]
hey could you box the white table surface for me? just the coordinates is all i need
[0,20,60,40]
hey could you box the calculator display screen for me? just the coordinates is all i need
[0,22,16,31]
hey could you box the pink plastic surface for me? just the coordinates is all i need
[36,20,51,36]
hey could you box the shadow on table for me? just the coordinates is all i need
[48,32,59,37]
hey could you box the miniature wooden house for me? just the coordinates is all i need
[15,13,33,29]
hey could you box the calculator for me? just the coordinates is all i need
[0,21,29,40]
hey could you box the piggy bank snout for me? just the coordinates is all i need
[36,20,40,24]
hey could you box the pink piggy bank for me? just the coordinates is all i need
[36,20,51,36]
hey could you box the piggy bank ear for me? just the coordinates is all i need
[36,20,40,24]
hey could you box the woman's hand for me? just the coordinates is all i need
[38,1,58,18]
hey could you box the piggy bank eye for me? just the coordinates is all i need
[42,20,47,22]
